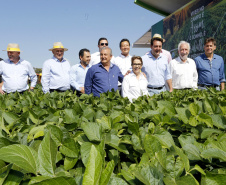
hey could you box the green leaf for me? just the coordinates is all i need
[46,125,63,146]
[201,171,226,185]
[81,142,93,167]
[64,109,77,123]
[157,101,176,118]
[183,144,202,160]
[189,103,199,116]
[59,138,80,158]
[201,148,226,161]
[106,134,129,154]
[0,164,12,185]
[0,138,17,149]
[0,144,38,175]
[174,145,190,172]
[2,112,19,125]
[108,177,128,185]
[64,157,78,171]
[127,122,139,136]
[178,135,196,148]
[155,131,175,149]
[197,113,213,127]
[29,176,76,185]
[82,145,102,185]
[189,164,206,175]
[201,128,222,139]
[210,114,226,129]
[175,174,199,185]
[99,160,115,185]
[131,134,143,152]
[144,135,162,158]
[38,131,57,176]
[175,108,191,124]
[81,122,102,142]
[2,169,24,185]
[96,116,111,132]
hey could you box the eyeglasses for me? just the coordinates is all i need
[132,63,142,66]
[100,43,108,46]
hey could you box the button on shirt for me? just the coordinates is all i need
[142,51,171,87]
[0,59,37,93]
[122,72,149,102]
[170,57,198,89]
[85,62,124,97]
[195,54,225,86]
[70,63,90,91]
[41,56,71,93]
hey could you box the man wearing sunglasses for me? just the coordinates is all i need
[90,37,115,66]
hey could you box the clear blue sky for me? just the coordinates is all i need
[0,0,163,68]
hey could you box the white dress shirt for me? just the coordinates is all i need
[41,56,71,93]
[122,72,149,102]
[113,54,132,75]
[0,59,37,93]
[170,57,198,89]
[90,51,115,66]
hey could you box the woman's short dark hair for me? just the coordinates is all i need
[131,56,143,66]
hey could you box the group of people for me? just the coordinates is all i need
[0,34,225,102]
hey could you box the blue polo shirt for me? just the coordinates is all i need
[85,62,124,97]
[194,54,225,86]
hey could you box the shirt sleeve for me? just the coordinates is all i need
[0,61,2,75]
[192,61,198,89]
[41,61,51,93]
[165,63,172,80]
[219,58,225,83]
[122,76,132,102]
[84,67,93,95]
[118,69,124,83]
[69,66,80,91]
[27,62,37,88]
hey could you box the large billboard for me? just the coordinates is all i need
[154,0,226,61]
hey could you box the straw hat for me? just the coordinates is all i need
[152,33,166,42]
[3,43,21,52]
[49,42,68,51]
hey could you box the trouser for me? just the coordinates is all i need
[147,86,166,96]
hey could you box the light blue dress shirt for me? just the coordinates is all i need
[142,51,171,87]
[70,63,90,91]
[41,56,70,93]
[0,59,37,93]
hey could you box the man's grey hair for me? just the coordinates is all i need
[100,46,112,56]
[178,41,190,51]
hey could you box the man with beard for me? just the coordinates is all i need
[195,37,225,91]
[169,41,198,90]
[142,36,173,96]
[70,48,91,96]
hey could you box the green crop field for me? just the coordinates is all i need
[0,88,226,184]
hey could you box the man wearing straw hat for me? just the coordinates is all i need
[0,43,37,94]
[41,42,71,93]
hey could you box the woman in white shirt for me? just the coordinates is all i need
[122,56,149,102]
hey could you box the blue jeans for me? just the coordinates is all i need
[148,86,166,96]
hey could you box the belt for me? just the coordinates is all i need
[148,86,165,90]
[50,89,67,93]
[198,84,219,88]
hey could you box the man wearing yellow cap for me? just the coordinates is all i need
[41,42,71,93]
[0,43,37,94]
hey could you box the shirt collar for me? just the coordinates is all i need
[8,58,23,64]
[203,53,216,60]
[147,51,162,59]
[177,56,189,64]
[79,62,90,69]
[120,54,130,58]
[98,62,113,68]
[52,56,66,62]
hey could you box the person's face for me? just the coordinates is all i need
[7,51,20,62]
[179,43,189,61]
[120,41,130,56]
[80,51,91,66]
[132,59,142,75]
[204,41,216,55]
[100,48,112,65]
[151,40,162,57]
[98,40,108,51]
[52,49,64,61]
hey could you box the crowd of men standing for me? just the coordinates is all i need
[0,34,225,102]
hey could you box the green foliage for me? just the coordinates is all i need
[0,88,225,184]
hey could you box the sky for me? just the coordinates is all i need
[0,0,164,68]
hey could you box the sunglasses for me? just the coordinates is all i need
[100,43,108,46]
